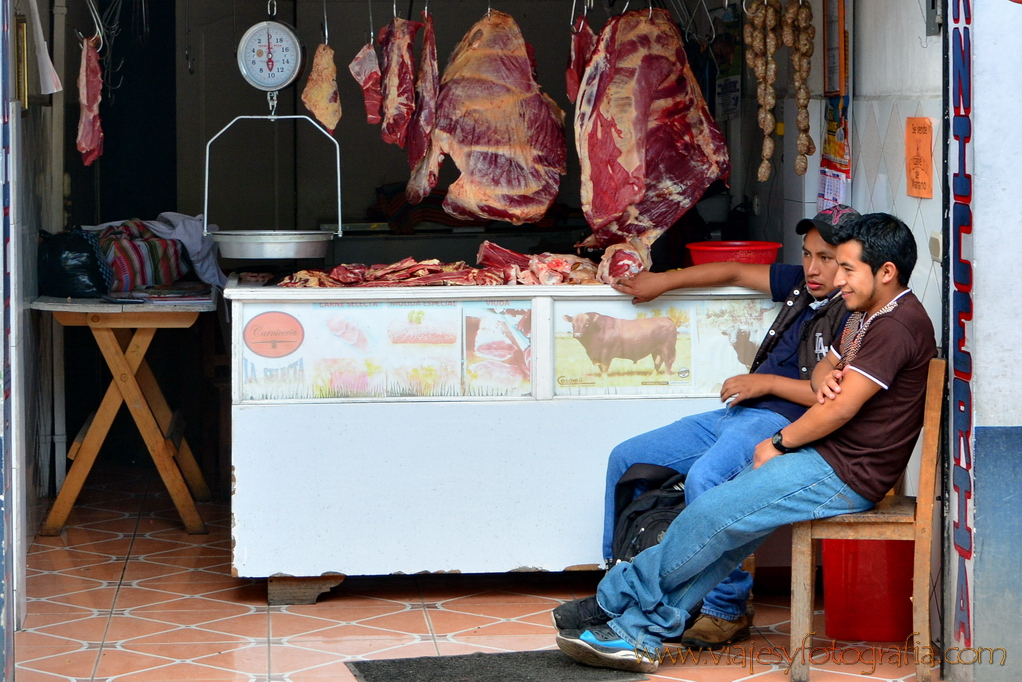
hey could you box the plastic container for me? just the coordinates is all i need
[821,539,914,642]
[686,240,782,265]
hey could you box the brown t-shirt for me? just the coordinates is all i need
[815,292,937,502]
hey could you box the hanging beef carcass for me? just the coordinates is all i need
[348,41,383,124]
[378,16,423,147]
[406,11,567,224]
[575,9,730,276]
[566,15,596,104]
[77,36,104,166]
[406,11,438,169]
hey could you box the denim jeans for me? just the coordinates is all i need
[603,406,791,619]
[596,448,874,651]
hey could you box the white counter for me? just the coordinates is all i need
[224,276,778,590]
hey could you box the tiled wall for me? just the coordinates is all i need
[849,97,944,334]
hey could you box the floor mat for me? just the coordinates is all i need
[345,650,649,682]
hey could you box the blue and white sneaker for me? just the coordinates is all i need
[555,625,660,673]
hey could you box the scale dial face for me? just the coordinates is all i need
[237,21,303,91]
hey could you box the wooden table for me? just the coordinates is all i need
[31,297,216,535]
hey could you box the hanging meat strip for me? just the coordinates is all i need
[378,16,423,148]
[575,9,730,263]
[408,11,567,224]
[406,11,438,170]
[76,36,104,166]
[302,44,342,133]
[348,41,383,124]
[566,14,596,104]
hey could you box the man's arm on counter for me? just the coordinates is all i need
[611,263,773,303]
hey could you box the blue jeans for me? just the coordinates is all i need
[596,448,874,651]
[603,406,791,619]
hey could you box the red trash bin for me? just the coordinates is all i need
[821,539,914,641]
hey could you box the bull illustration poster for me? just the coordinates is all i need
[554,297,778,397]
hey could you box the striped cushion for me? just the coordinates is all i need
[98,220,190,292]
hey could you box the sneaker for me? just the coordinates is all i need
[680,613,751,649]
[556,625,660,673]
[551,595,611,631]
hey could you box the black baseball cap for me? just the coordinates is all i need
[795,204,861,245]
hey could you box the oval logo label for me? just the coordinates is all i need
[244,312,305,358]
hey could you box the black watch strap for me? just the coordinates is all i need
[772,430,794,454]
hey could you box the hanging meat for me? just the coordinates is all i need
[302,44,342,133]
[348,41,383,124]
[76,36,104,167]
[407,11,567,224]
[783,0,816,175]
[406,11,438,170]
[378,16,423,148]
[574,9,730,277]
[746,0,781,181]
[566,14,596,104]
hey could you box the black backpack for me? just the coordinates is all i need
[611,463,687,564]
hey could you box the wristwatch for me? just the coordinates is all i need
[771,430,796,454]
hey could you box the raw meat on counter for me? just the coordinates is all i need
[302,44,342,133]
[574,9,730,264]
[406,10,439,169]
[348,41,383,124]
[77,36,104,166]
[476,241,599,285]
[566,14,596,104]
[406,11,567,224]
[378,16,423,147]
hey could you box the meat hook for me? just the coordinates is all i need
[742,0,762,16]
[267,0,277,17]
[393,0,397,17]
[84,0,104,52]
[322,0,329,44]
[570,0,591,33]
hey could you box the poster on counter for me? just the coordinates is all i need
[553,298,779,397]
[240,300,532,400]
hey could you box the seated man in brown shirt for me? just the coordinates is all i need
[553,212,937,674]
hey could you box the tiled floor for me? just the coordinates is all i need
[17,465,938,681]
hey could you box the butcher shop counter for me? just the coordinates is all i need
[223,275,779,604]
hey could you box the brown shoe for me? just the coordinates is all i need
[680,613,751,649]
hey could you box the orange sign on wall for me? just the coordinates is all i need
[244,312,305,358]
[905,117,933,199]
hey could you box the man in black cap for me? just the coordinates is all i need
[583,205,859,649]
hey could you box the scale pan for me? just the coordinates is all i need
[212,231,334,259]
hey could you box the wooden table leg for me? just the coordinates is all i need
[39,328,157,536]
[93,327,207,534]
[132,352,212,501]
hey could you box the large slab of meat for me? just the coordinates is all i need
[575,9,730,250]
[76,36,104,166]
[302,44,342,133]
[378,17,423,148]
[348,41,383,124]
[406,11,438,169]
[407,11,567,224]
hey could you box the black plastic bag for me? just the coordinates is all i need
[38,228,110,298]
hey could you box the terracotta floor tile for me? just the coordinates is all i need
[189,643,270,675]
[124,640,252,661]
[94,648,177,677]
[10,666,72,681]
[74,537,136,557]
[26,573,105,599]
[27,548,112,572]
[278,603,408,622]
[21,610,93,629]
[121,624,252,646]
[439,600,557,619]
[466,619,556,637]
[112,586,180,610]
[125,607,255,628]
[32,614,114,643]
[194,613,270,639]
[423,608,499,635]
[16,648,100,678]
[121,560,190,582]
[200,583,270,606]
[14,630,87,652]
[99,615,180,642]
[268,644,346,674]
[286,627,419,647]
[57,561,129,583]
[128,595,256,615]
[441,590,563,606]
[285,659,360,680]
[356,608,432,636]
[112,660,253,681]
[268,612,341,639]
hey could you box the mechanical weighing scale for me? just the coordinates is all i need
[204,1,342,259]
